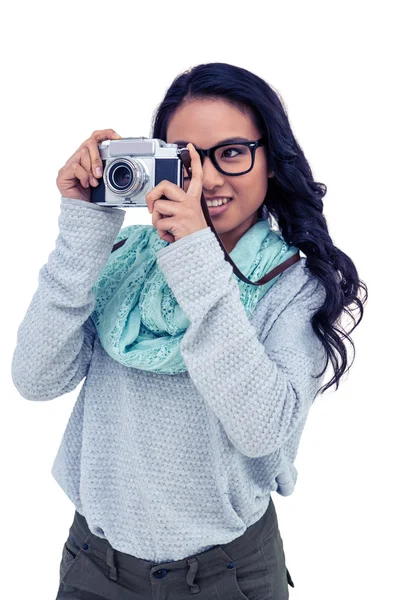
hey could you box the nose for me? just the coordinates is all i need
[201,156,225,190]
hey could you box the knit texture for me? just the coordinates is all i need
[11,196,327,563]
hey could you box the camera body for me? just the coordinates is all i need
[90,137,185,207]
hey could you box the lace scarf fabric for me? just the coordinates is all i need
[90,219,299,374]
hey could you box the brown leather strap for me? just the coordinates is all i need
[112,238,128,253]
[111,148,300,286]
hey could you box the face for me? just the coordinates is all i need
[166,98,273,253]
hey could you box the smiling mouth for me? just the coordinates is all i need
[205,199,233,215]
[205,198,232,208]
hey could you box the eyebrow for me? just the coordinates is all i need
[172,136,251,147]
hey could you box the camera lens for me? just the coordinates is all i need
[109,162,133,190]
[105,157,148,198]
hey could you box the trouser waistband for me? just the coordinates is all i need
[66,496,277,591]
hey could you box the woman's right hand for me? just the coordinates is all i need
[56,129,122,203]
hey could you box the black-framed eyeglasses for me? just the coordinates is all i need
[181,138,266,177]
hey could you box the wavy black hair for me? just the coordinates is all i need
[150,62,368,396]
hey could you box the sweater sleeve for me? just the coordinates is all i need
[11,197,126,401]
[156,227,327,459]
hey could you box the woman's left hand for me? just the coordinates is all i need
[146,143,208,243]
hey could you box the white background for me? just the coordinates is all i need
[1,1,399,598]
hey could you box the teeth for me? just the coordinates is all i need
[206,198,230,208]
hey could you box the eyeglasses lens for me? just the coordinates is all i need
[214,144,252,174]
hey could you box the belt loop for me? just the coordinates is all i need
[106,546,118,581]
[186,557,200,594]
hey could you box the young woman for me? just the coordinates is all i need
[11,62,368,599]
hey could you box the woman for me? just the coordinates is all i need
[11,62,368,599]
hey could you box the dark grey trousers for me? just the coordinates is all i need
[56,496,295,599]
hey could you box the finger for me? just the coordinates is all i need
[71,162,92,189]
[85,137,105,179]
[152,203,174,225]
[152,199,178,217]
[66,130,122,176]
[77,130,121,154]
[78,147,98,187]
[157,231,175,243]
[67,147,98,187]
[186,143,203,199]
[152,214,175,243]
[146,181,185,213]
[89,129,122,143]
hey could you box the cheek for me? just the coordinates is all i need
[234,170,267,204]
[251,163,269,197]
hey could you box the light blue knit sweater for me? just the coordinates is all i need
[11,197,327,563]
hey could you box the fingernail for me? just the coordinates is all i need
[95,167,102,177]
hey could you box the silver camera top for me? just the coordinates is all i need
[98,137,183,159]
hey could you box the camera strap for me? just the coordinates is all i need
[111,149,300,286]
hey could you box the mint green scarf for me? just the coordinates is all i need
[90,219,299,374]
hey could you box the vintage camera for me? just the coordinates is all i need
[90,137,186,207]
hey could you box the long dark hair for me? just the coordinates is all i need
[150,62,368,396]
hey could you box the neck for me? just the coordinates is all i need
[218,213,259,253]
